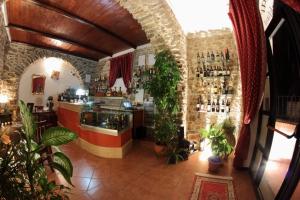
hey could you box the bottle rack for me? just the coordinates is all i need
[195,48,235,114]
[89,75,108,96]
[132,66,156,90]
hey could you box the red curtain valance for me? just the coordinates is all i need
[109,53,133,88]
[229,0,267,168]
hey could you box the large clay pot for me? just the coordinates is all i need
[154,143,167,156]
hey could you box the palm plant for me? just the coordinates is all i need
[0,100,77,199]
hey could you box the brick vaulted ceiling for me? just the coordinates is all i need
[4,0,149,61]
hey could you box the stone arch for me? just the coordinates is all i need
[18,57,84,108]
[2,43,98,106]
[117,0,188,126]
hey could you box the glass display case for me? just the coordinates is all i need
[80,108,132,132]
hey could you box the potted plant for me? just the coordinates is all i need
[201,124,234,172]
[221,118,236,147]
[144,50,181,156]
[0,100,77,199]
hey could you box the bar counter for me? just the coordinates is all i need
[57,102,132,158]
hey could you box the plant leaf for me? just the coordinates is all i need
[18,100,36,138]
[53,152,73,177]
[51,162,74,187]
[42,127,77,146]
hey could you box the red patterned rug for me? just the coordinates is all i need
[190,173,236,200]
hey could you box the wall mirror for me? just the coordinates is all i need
[32,74,46,95]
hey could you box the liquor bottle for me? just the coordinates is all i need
[196,97,200,112]
[226,66,230,76]
[200,67,204,78]
[216,99,220,112]
[200,96,205,111]
[213,66,218,77]
[216,51,220,61]
[211,51,215,61]
[226,99,231,113]
[207,51,210,62]
[209,66,214,76]
[221,99,225,112]
[212,100,215,112]
[225,48,230,61]
[207,99,211,112]
[221,51,225,61]
[214,84,218,94]
[118,87,122,96]
[201,52,205,61]
[196,67,200,78]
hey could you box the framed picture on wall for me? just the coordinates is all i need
[32,74,46,95]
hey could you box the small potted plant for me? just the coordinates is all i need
[201,124,234,172]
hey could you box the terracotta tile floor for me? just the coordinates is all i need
[48,141,257,200]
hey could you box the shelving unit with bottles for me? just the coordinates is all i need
[195,48,236,114]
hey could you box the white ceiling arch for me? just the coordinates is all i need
[166,0,232,33]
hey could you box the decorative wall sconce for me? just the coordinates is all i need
[51,70,60,80]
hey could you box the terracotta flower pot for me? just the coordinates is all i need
[154,143,167,156]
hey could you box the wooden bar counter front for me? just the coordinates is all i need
[57,102,132,158]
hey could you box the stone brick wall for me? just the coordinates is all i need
[186,29,242,137]
[117,0,188,128]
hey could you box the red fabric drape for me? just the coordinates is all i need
[32,76,45,93]
[229,0,267,168]
[109,53,133,88]
[281,0,300,13]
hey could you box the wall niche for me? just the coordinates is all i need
[186,29,242,137]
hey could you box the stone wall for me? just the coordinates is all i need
[117,0,188,128]
[186,29,242,137]
[1,42,99,107]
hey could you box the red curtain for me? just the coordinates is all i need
[109,53,133,88]
[281,0,300,13]
[229,0,267,168]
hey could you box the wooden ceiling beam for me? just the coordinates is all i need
[7,23,112,57]
[10,41,100,61]
[29,0,137,48]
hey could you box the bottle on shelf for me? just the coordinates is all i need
[226,99,231,113]
[196,67,200,78]
[201,52,205,61]
[216,98,220,112]
[211,51,215,61]
[225,48,230,61]
[207,99,211,112]
[221,51,225,61]
[207,51,211,62]
[200,67,204,78]
[196,97,200,112]
[221,99,225,112]
[215,51,220,62]
[213,66,218,77]
[211,100,215,112]
[200,96,205,111]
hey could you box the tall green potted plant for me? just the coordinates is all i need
[144,50,181,155]
[0,100,77,199]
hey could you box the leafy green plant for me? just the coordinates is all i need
[144,50,181,145]
[222,118,236,134]
[200,124,233,158]
[0,100,77,199]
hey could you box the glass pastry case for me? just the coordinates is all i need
[80,108,132,133]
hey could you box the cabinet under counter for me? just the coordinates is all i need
[57,102,132,158]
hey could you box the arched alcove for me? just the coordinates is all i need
[18,57,84,110]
